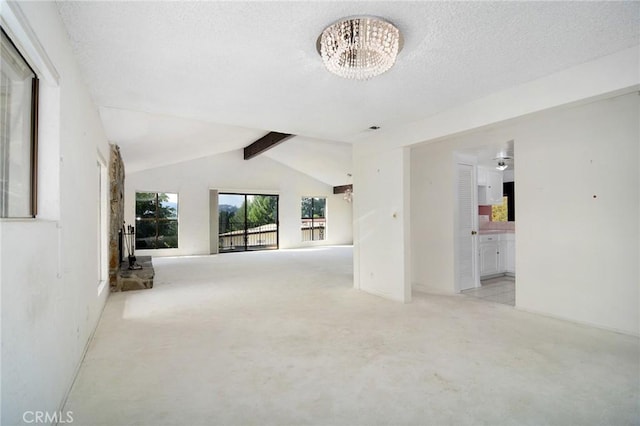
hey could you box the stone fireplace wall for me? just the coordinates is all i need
[109,144,125,290]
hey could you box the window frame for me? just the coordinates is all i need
[135,192,179,250]
[301,196,326,242]
[0,27,39,218]
[97,157,108,288]
[217,192,280,253]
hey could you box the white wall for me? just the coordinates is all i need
[125,150,353,256]
[358,46,639,156]
[411,92,639,335]
[410,141,457,295]
[0,2,111,425]
[353,147,411,303]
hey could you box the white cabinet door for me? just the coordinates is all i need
[477,168,503,205]
[479,242,500,277]
[505,239,515,273]
[479,234,514,277]
[486,170,504,205]
[477,186,488,205]
[477,167,487,186]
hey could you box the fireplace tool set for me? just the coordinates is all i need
[123,224,142,270]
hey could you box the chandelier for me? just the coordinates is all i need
[317,16,402,80]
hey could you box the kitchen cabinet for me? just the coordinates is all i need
[479,235,500,277]
[477,167,503,205]
[479,233,515,278]
[504,234,515,274]
[477,167,487,185]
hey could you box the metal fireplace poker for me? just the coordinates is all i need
[123,223,142,270]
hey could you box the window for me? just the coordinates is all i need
[218,193,279,252]
[301,197,326,241]
[135,192,178,249]
[491,196,508,222]
[488,182,515,222]
[97,159,108,286]
[0,28,39,218]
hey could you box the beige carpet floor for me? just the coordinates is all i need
[64,246,639,425]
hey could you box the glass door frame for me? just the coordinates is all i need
[218,192,279,253]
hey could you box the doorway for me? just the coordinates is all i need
[455,141,516,306]
[218,193,279,253]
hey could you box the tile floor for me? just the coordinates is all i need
[462,275,515,305]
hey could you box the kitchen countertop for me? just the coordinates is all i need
[479,229,515,234]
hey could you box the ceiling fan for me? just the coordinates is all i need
[494,156,513,171]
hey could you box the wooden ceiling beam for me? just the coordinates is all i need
[333,184,353,194]
[243,131,293,160]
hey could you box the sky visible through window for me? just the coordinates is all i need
[219,194,244,208]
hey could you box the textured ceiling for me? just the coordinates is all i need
[56,1,639,177]
[99,107,266,173]
[263,137,352,187]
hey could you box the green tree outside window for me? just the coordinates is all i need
[301,197,326,241]
[135,192,178,249]
[491,196,508,222]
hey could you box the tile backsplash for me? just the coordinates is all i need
[479,216,515,231]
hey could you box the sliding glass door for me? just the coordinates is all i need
[218,193,279,253]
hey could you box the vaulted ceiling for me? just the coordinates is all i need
[56,1,639,183]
